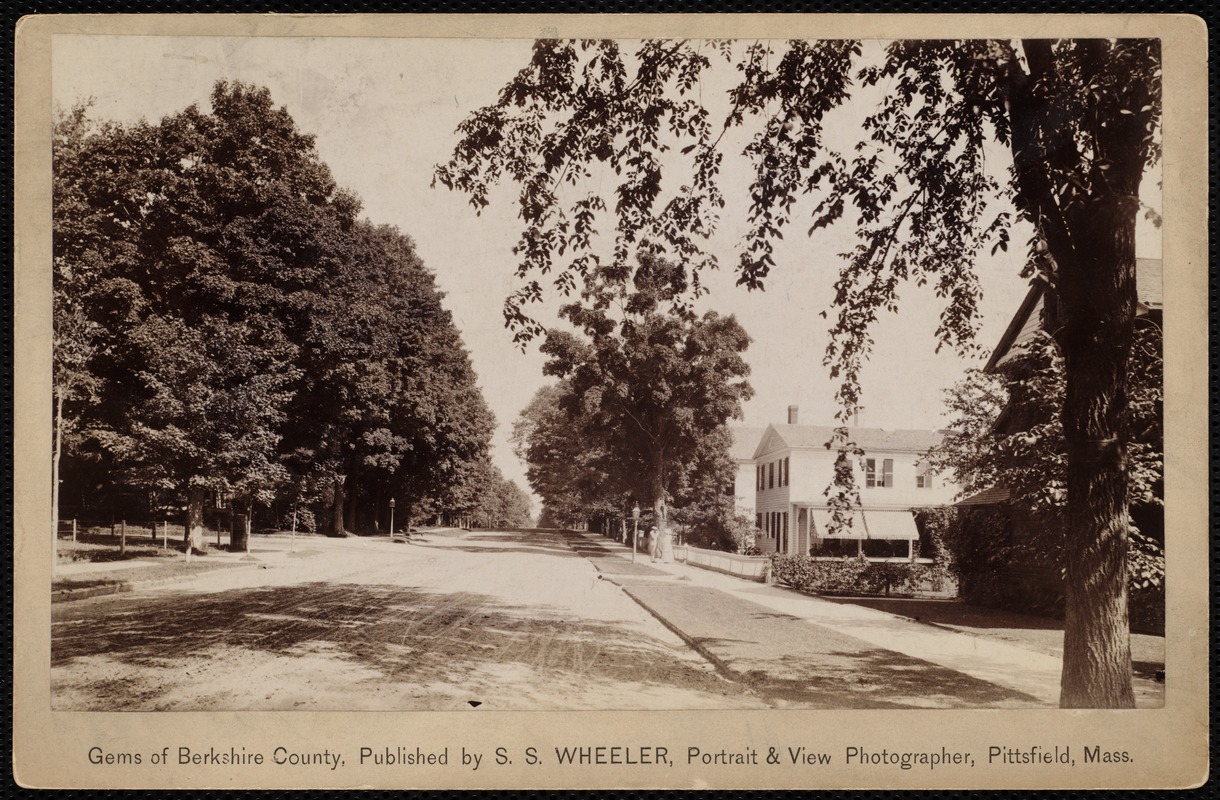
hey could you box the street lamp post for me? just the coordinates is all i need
[631,503,640,564]
[389,498,396,539]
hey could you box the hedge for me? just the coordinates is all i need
[770,554,931,596]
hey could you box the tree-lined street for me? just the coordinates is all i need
[49,35,1169,712]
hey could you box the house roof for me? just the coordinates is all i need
[728,426,767,461]
[753,424,946,459]
[985,257,1162,371]
[954,486,1011,507]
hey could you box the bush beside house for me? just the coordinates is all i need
[921,505,1164,634]
[770,554,934,597]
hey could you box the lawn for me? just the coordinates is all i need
[53,559,254,596]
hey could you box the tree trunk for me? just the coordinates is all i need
[1006,41,1142,708]
[184,486,206,553]
[330,476,346,536]
[651,455,668,528]
[51,390,63,578]
[244,499,253,552]
[1054,198,1138,708]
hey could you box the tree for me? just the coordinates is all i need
[928,326,1164,602]
[467,469,534,529]
[54,82,357,551]
[54,82,497,550]
[51,104,107,569]
[437,39,1162,707]
[285,220,495,535]
[511,382,617,528]
[540,254,753,526]
[667,424,753,552]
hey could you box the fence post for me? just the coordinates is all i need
[120,520,126,555]
[72,518,77,543]
[162,520,168,550]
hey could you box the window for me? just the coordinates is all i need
[756,465,762,491]
[783,457,790,487]
[916,461,934,489]
[756,513,762,531]
[768,462,775,489]
[865,458,894,488]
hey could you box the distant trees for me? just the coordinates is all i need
[53,82,497,543]
[510,383,613,529]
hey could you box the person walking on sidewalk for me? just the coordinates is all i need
[657,523,675,563]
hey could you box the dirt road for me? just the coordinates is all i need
[51,529,763,711]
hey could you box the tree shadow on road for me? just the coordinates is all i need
[51,582,749,709]
[824,596,1065,631]
[739,648,1042,709]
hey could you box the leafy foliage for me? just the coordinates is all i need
[770,554,932,596]
[927,326,1164,588]
[510,382,616,528]
[438,37,1163,706]
[539,253,752,524]
[53,83,496,535]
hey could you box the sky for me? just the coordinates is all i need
[52,34,1162,513]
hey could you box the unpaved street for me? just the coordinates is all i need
[51,529,763,711]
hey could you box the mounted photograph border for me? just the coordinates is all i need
[13,12,1209,790]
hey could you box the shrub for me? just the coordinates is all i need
[770,554,930,596]
[912,506,956,591]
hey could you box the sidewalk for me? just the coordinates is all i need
[571,532,1072,708]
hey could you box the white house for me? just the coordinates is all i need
[728,425,767,521]
[751,407,956,559]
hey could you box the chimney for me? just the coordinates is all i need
[787,405,799,425]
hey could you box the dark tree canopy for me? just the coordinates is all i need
[928,327,1165,590]
[53,82,496,543]
[511,382,616,528]
[539,254,753,524]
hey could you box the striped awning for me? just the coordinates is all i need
[809,508,919,540]
[810,508,867,539]
[862,510,920,541]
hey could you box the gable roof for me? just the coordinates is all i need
[954,486,1011,507]
[728,426,767,461]
[752,424,946,459]
[986,258,1162,371]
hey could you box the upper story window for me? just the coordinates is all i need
[768,462,775,489]
[865,457,893,488]
[783,457,789,486]
[916,461,934,488]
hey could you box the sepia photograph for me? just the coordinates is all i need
[14,13,1209,790]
